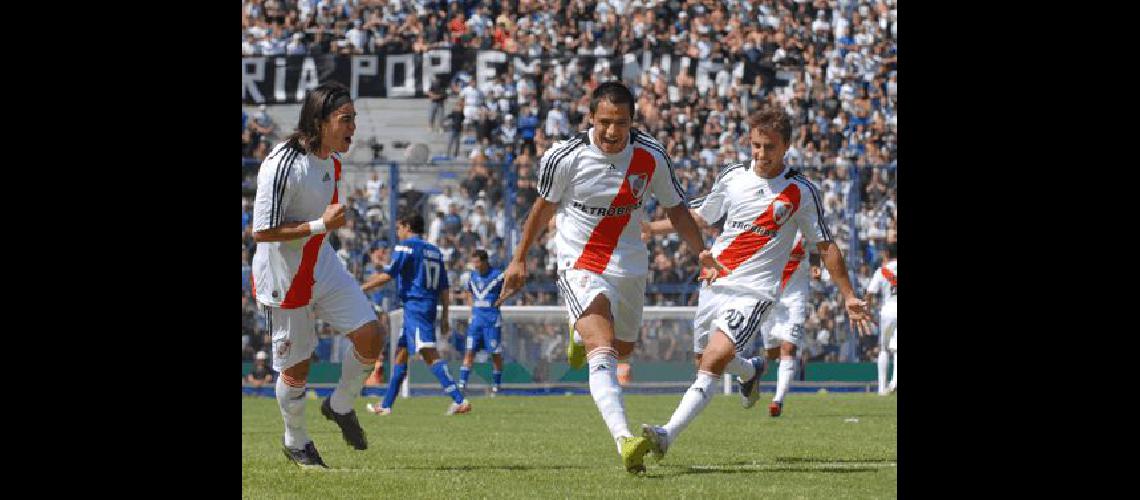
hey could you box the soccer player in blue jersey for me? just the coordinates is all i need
[457,249,519,395]
[360,213,472,415]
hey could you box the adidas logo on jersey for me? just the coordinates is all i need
[322,172,331,182]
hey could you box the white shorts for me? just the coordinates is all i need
[692,288,776,355]
[880,302,897,352]
[762,295,809,349]
[262,261,377,372]
[556,269,645,343]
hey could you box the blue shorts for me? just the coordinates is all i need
[465,316,502,355]
[398,300,438,352]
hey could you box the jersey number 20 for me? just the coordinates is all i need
[424,261,440,290]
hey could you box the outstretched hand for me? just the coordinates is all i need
[494,259,528,307]
[696,250,726,285]
[845,296,875,337]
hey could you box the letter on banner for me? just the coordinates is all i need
[422,49,452,93]
[386,53,416,97]
[476,50,507,90]
[351,56,379,99]
[295,57,320,101]
[243,57,266,103]
[274,58,287,102]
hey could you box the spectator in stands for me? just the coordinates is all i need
[286,32,307,55]
[517,105,539,157]
[446,98,464,158]
[443,204,462,236]
[245,351,275,387]
[427,75,448,133]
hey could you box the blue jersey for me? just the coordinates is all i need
[383,236,449,304]
[468,267,504,323]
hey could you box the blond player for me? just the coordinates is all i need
[639,105,873,463]
[251,82,384,469]
[867,243,897,395]
[497,81,721,474]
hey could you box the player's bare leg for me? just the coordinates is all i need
[577,294,650,473]
[369,346,408,415]
[770,342,797,416]
[645,329,741,460]
[322,320,382,450]
[421,347,470,414]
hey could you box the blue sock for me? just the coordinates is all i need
[492,370,502,388]
[459,366,471,387]
[431,360,465,404]
[381,363,407,409]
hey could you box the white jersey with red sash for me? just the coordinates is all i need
[867,259,897,308]
[694,162,832,300]
[251,142,345,308]
[537,128,686,277]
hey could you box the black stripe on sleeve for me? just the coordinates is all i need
[793,174,833,241]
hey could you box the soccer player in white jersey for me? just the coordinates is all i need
[251,82,385,469]
[496,81,722,474]
[866,243,897,395]
[759,233,820,417]
[639,105,873,463]
[643,197,819,418]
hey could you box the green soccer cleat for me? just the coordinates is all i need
[619,436,652,474]
[567,322,586,370]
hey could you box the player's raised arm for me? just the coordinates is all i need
[499,195,558,305]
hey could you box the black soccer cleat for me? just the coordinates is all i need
[321,398,368,450]
[282,439,330,469]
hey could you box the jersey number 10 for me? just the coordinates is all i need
[424,261,440,290]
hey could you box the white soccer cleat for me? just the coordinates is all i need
[641,424,670,461]
[365,402,392,415]
[446,400,472,415]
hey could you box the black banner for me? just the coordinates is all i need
[243,49,766,104]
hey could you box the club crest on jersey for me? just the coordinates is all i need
[322,172,331,182]
[771,200,794,226]
[627,173,649,198]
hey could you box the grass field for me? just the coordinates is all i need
[242,392,896,499]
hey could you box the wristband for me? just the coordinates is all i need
[308,218,327,235]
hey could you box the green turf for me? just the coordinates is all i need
[242,393,896,499]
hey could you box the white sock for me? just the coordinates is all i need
[331,347,374,414]
[663,371,716,442]
[724,355,756,381]
[774,357,794,403]
[877,351,890,393]
[587,347,632,447]
[276,375,309,448]
[890,351,897,390]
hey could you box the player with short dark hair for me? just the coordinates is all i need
[362,213,472,416]
[457,249,518,394]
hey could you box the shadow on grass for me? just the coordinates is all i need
[773,457,896,463]
[391,464,591,472]
[637,459,891,478]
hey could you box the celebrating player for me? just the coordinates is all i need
[496,81,722,474]
[362,214,472,416]
[251,81,384,468]
[458,249,518,394]
[640,105,873,462]
[866,243,897,395]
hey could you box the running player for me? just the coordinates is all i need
[361,214,472,415]
[496,81,722,474]
[866,243,897,395]
[457,249,518,394]
[759,233,820,417]
[252,81,384,468]
[640,105,873,462]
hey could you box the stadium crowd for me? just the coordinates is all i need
[243,0,897,370]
